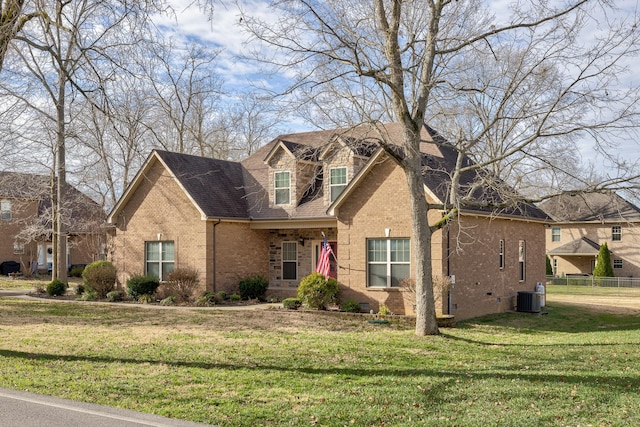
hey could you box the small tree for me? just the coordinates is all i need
[546,256,553,276]
[593,243,614,278]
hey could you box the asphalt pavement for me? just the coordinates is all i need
[0,388,215,427]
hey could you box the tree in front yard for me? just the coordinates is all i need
[593,243,614,278]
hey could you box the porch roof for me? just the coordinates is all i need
[547,237,601,256]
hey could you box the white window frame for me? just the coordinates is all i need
[613,259,623,269]
[13,242,24,255]
[145,241,175,281]
[1,199,11,221]
[274,171,291,205]
[499,239,505,270]
[329,166,348,202]
[282,241,297,280]
[612,225,622,241]
[551,227,561,242]
[367,238,410,288]
[518,240,526,282]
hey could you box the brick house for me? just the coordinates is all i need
[541,192,640,278]
[0,171,106,274]
[108,123,548,320]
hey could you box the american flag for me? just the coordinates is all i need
[316,235,333,278]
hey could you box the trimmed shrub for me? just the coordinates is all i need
[238,274,269,300]
[341,300,362,313]
[164,267,200,302]
[378,304,391,315]
[126,274,160,301]
[229,293,241,301]
[82,260,117,299]
[297,272,339,310]
[282,298,302,310]
[106,290,125,302]
[216,290,227,301]
[46,279,67,297]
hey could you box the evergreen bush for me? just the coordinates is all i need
[127,274,160,301]
[46,279,67,297]
[297,272,339,310]
[82,260,117,298]
[238,275,269,300]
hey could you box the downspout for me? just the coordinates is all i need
[212,219,221,292]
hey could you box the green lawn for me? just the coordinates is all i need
[0,295,639,426]
[547,283,640,297]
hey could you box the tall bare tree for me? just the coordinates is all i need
[241,0,640,335]
[3,0,163,281]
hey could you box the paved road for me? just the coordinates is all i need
[0,388,214,427]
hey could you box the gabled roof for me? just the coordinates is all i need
[0,171,105,233]
[540,191,640,223]
[112,122,549,224]
[547,237,602,256]
[108,150,248,222]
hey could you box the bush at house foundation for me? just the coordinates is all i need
[126,274,160,301]
[82,260,117,299]
[297,272,339,310]
[239,274,269,300]
[164,267,200,302]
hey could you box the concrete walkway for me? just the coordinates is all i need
[0,388,214,427]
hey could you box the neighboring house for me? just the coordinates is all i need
[541,192,640,278]
[107,123,548,320]
[0,171,106,274]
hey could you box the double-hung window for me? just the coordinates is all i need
[551,227,561,242]
[1,199,11,221]
[145,241,175,281]
[614,259,623,269]
[274,171,291,205]
[518,240,526,282]
[329,167,347,202]
[367,238,410,287]
[612,225,622,241]
[282,242,297,280]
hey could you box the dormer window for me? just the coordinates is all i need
[274,171,291,205]
[329,167,347,202]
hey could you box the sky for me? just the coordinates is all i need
[155,0,640,180]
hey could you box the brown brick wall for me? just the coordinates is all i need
[334,155,545,319]
[448,216,546,320]
[0,198,39,265]
[109,159,271,297]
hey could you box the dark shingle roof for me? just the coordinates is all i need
[155,150,248,219]
[539,192,640,223]
[0,171,105,233]
[547,237,602,256]
[150,123,548,222]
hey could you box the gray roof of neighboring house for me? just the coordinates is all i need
[539,191,640,223]
[154,150,249,219]
[142,123,549,222]
[0,171,105,233]
[547,237,602,256]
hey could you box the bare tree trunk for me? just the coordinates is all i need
[55,71,67,283]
